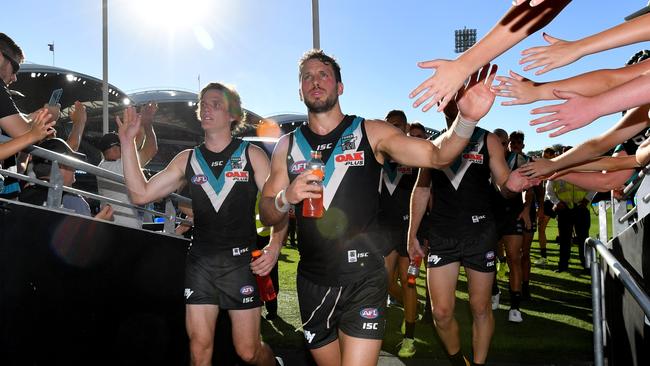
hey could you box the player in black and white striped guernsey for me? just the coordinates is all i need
[118,82,286,366]
[260,49,503,366]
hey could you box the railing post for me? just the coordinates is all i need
[597,201,608,242]
[163,198,176,234]
[611,195,628,236]
[587,239,605,366]
[46,161,63,208]
[635,170,650,219]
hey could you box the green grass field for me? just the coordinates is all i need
[261,207,607,364]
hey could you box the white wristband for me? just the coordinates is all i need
[452,113,478,139]
[274,189,290,213]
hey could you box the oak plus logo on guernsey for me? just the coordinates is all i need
[334,151,365,167]
[463,152,484,164]
[225,170,249,182]
[191,174,208,185]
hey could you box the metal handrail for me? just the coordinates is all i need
[0,168,191,225]
[586,237,650,366]
[0,135,191,205]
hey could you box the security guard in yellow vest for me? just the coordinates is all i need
[546,180,595,272]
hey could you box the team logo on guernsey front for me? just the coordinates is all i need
[289,160,308,174]
[191,174,208,185]
[225,170,249,182]
[341,134,357,150]
[231,157,243,169]
[335,151,365,167]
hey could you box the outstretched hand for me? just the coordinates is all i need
[493,70,540,106]
[520,33,579,75]
[116,106,141,143]
[410,58,471,113]
[529,89,599,137]
[70,101,87,126]
[519,158,555,179]
[506,168,541,192]
[28,108,56,142]
[139,101,158,127]
[456,63,498,121]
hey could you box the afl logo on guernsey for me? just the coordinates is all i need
[360,308,379,319]
[191,174,208,185]
[290,160,308,174]
[225,170,249,182]
[240,285,254,296]
[335,151,365,167]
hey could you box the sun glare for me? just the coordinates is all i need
[133,0,212,32]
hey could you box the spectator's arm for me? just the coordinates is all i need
[409,0,569,112]
[530,73,650,137]
[0,109,55,160]
[521,13,650,75]
[67,101,87,152]
[495,59,650,106]
[521,104,650,177]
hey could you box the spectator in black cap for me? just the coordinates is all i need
[19,137,113,220]
[96,102,158,228]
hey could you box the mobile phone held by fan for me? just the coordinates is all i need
[48,88,63,106]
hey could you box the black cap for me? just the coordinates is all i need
[97,132,120,152]
[32,138,86,165]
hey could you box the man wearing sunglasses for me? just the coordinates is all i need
[0,33,57,174]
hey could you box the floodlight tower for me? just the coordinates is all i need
[454,27,477,53]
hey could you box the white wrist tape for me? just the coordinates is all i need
[453,114,478,139]
[274,189,290,213]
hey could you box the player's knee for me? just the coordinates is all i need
[236,346,259,364]
[432,304,454,323]
[235,341,261,364]
[470,300,491,319]
[189,339,213,365]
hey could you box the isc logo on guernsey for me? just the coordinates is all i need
[335,151,364,166]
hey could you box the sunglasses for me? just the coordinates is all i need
[2,51,20,74]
